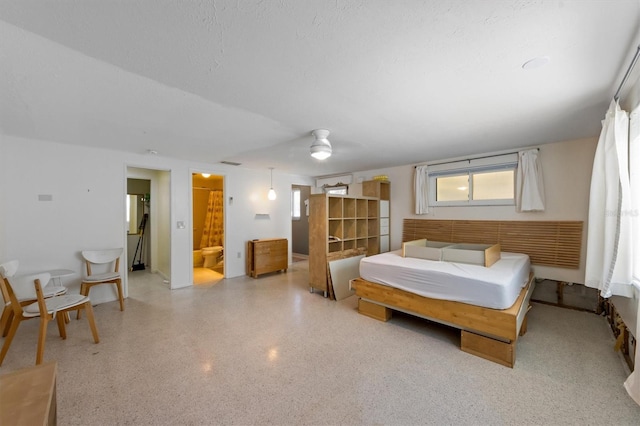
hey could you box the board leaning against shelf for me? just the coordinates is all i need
[308,192,381,297]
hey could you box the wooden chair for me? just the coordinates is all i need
[0,261,18,337]
[0,272,100,366]
[0,261,67,337]
[77,248,124,319]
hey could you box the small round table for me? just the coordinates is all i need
[44,269,76,322]
[46,269,75,288]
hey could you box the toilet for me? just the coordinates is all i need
[201,246,223,268]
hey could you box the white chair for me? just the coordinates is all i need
[0,272,100,366]
[0,261,67,337]
[77,248,124,319]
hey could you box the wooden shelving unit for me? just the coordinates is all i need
[362,180,391,253]
[309,194,380,295]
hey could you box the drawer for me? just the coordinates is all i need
[380,200,390,217]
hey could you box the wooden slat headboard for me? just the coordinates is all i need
[402,219,583,269]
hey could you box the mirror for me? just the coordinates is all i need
[127,194,147,235]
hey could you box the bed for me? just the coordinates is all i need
[351,219,583,368]
[359,250,531,310]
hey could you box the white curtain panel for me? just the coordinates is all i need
[623,106,640,406]
[515,149,545,212]
[414,165,429,215]
[585,100,633,298]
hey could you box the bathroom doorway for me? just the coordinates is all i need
[192,173,225,285]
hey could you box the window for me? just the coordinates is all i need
[291,188,301,220]
[436,174,469,202]
[472,170,515,200]
[429,154,517,206]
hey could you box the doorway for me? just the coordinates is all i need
[126,167,172,290]
[192,173,225,285]
[291,184,311,262]
[126,179,150,272]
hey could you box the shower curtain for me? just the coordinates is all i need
[199,191,224,248]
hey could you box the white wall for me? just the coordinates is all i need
[0,133,598,303]
[348,137,598,284]
[0,135,313,305]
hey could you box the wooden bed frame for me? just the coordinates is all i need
[351,219,583,368]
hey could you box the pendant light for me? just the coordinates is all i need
[268,167,276,200]
[310,129,332,160]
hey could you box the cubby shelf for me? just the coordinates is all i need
[309,193,383,295]
[363,180,391,253]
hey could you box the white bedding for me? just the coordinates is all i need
[359,250,531,309]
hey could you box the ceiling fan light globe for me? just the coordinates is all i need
[310,129,332,160]
[310,144,332,160]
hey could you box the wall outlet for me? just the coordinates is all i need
[237,252,241,258]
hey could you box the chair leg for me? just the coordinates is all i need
[1,310,13,337]
[56,312,67,339]
[0,306,11,336]
[77,283,88,320]
[0,316,21,366]
[36,316,50,365]
[116,279,125,311]
[83,302,100,343]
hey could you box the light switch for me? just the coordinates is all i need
[177,221,186,229]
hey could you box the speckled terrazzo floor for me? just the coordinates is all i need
[1,261,639,425]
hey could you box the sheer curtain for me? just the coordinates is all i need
[515,149,545,212]
[623,105,640,405]
[414,165,429,214]
[585,100,633,298]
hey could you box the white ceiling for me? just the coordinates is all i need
[1,1,639,177]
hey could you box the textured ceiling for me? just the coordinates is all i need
[1,1,639,176]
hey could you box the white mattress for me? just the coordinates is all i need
[359,250,531,309]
